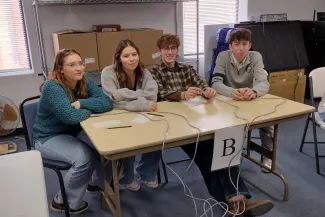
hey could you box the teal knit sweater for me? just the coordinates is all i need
[33,75,113,144]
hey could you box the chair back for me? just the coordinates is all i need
[309,67,325,99]
[0,151,50,217]
[19,96,40,150]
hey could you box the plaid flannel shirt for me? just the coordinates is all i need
[150,62,209,101]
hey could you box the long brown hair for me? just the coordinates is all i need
[40,48,88,102]
[113,39,144,89]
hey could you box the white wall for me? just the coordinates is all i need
[38,3,177,69]
[247,0,325,21]
[2,0,325,123]
[0,0,177,115]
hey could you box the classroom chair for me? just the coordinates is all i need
[20,96,71,217]
[300,67,325,174]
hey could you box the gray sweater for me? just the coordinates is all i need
[211,50,269,97]
[101,65,158,112]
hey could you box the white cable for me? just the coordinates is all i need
[205,97,287,217]
[92,96,287,217]
[96,111,219,216]
[137,111,235,217]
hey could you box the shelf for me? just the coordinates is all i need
[36,0,197,5]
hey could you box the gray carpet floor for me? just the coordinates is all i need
[2,117,325,217]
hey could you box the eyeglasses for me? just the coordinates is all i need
[63,61,86,69]
[161,47,178,53]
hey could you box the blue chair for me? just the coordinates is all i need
[20,96,71,217]
[208,27,235,85]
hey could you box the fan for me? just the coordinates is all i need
[0,96,20,155]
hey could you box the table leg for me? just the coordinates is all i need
[245,124,289,201]
[100,157,122,217]
[246,130,252,157]
[112,160,122,217]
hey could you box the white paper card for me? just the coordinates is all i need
[85,58,95,64]
[181,96,208,107]
[211,125,245,171]
[152,52,160,59]
[93,120,121,129]
[131,115,153,124]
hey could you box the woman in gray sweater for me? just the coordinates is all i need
[101,39,160,191]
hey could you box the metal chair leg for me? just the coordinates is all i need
[300,116,310,152]
[311,119,321,174]
[160,155,169,183]
[53,168,70,217]
[157,167,161,184]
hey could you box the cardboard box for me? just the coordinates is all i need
[268,69,306,103]
[130,28,163,66]
[97,31,132,70]
[96,28,163,70]
[52,30,99,72]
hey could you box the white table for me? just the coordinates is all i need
[81,95,314,217]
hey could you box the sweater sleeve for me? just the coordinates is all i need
[114,97,149,112]
[129,70,158,102]
[251,52,270,97]
[42,81,91,125]
[187,65,209,90]
[102,67,157,111]
[79,75,113,113]
[211,52,235,97]
[102,68,158,102]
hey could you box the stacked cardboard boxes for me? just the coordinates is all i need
[52,28,163,72]
[268,69,306,103]
[52,30,99,72]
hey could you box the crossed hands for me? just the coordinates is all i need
[183,87,218,100]
[110,92,157,112]
[231,88,257,101]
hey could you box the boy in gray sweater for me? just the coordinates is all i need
[211,28,273,172]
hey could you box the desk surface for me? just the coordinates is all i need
[81,95,314,156]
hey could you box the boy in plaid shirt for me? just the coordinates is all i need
[150,35,216,101]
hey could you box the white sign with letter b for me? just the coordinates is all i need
[211,125,246,171]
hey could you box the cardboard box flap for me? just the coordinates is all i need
[123,28,160,32]
[52,29,88,35]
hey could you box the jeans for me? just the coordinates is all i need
[78,131,160,185]
[35,134,96,210]
[181,140,251,203]
[259,126,274,151]
[77,131,112,188]
[119,151,161,185]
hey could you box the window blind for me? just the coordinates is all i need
[183,0,238,55]
[0,0,30,73]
